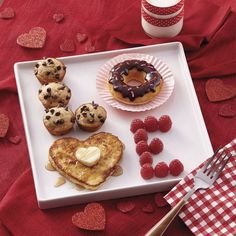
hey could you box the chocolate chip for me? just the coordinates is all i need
[44,95,49,99]
[66,96,70,100]
[55,119,64,125]
[55,112,60,116]
[57,66,61,70]
[34,71,38,75]
[67,88,71,93]
[47,88,51,93]
[77,114,80,120]
[47,59,54,64]
[58,86,65,90]
[59,119,64,124]
[46,71,50,76]
[92,101,99,109]
[55,74,60,79]
[42,62,47,66]
[65,107,69,111]
[52,95,58,99]
[90,113,94,118]
[38,89,42,94]
[45,116,50,120]
[63,66,66,71]
[71,117,75,123]
[50,109,55,114]
[100,118,105,123]
[45,109,49,113]
[81,106,89,112]
[35,63,39,68]
[82,112,87,117]
[98,115,102,119]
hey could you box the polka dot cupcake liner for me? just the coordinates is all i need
[96,53,174,112]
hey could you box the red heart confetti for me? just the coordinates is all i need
[205,78,236,102]
[85,41,96,53]
[60,39,75,52]
[0,7,15,19]
[72,203,105,231]
[0,114,10,138]
[154,193,168,207]
[116,200,135,213]
[8,135,22,144]
[53,13,64,23]
[76,32,88,43]
[142,203,155,213]
[17,27,47,48]
[218,104,236,117]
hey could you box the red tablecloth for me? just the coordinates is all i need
[0,0,235,235]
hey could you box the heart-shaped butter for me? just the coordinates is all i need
[75,146,100,167]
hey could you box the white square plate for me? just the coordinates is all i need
[14,42,213,209]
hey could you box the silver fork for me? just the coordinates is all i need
[145,147,232,236]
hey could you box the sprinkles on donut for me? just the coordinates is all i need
[108,59,163,105]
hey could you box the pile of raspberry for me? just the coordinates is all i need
[130,115,184,180]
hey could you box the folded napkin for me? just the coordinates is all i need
[165,139,236,236]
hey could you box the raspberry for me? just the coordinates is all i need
[136,141,149,156]
[169,159,184,176]
[134,128,148,144]
[140,163,154,179]
[139,151,153,166]
[130,119,145,133]
[144,116,158,132]
[154,162,169,178]
[149,138,163,154]
[158,115,172,132]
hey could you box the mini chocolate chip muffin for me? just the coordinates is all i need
[43,106,75,136]
[34,57,66,84]
[75,101,107,132]
[38,82,71,109]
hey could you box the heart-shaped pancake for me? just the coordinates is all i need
[49,132,124,190]
[72,203,105,230]
[205,79,236,102]
[17,27,46,48]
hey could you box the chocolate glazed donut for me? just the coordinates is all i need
[108,60,163,105]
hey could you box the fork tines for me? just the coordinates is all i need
[203,147,232,179]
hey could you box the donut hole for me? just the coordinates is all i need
[122,68,147,86]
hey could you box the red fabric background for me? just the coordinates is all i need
[0,0,235,235]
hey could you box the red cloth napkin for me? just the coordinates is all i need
[0,0,235,235]
[165,139,236,236]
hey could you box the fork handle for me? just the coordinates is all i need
[145,198,186,236]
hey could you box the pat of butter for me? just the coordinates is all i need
[75,146,101,167]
